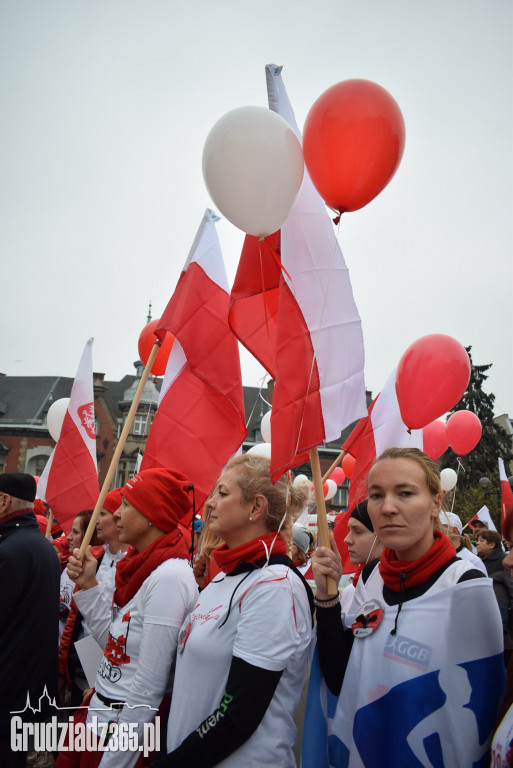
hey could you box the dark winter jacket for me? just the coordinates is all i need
[0,511,60,734]
[482,546,507,576]
[491,568,513,650]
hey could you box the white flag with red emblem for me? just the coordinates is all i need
[37,338,99,534]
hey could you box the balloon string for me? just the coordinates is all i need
[245,373,270,431]
[262,237,294,290]
[450,460,463,514]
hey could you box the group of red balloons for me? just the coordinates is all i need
[423,411,482,460]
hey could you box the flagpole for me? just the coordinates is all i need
[45,511,53,539]
[79,343,160,558]
[321,450,346,484]
[310,447,337,594]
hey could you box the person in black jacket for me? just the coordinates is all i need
[0,473,60,768]
[476,529,506,575]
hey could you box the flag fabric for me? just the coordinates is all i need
[229,230,281,379]
[333,370,422,572]
[140,209,246,512]
[302,575,505,768]
[229,64,367,483]
[469,505,498,532]
[334,369,422,547]
[37,338,99,535]
[499,458,513,529]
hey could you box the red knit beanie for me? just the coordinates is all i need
[121,468,192,533]
[103,488,123,514]
[33,498,47,516]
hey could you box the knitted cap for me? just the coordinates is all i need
[121,468,192,533]
[0,473,37,503]
[349,499,373,532]
[103,488,123,514]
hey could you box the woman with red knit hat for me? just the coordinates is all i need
[159,453,314,768]
[309,447,504,768]
[57,468,198,768]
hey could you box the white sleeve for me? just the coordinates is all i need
[74,585,112,649]
[98,623,179,768]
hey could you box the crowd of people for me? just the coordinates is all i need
[1,448,513,768]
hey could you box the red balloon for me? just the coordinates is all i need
[446,410,482,456]
[303,79,405,214]
[138,319,175,376]
[422,420,449,459]
[395,335,470,431]
[342,453,356,480]
[329,467,346,485]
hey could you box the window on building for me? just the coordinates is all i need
[115,460,138,488]
[132,414,149,436]
[27,454,50,477]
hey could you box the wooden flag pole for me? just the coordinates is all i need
[321,450,346,484]
[45,511,53,539]
[310,446,337,595]
[79,343,160,559]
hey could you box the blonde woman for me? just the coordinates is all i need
[160,454,314,767]
[310,447,504,768]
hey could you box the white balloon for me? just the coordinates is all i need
[202,106,304,237]
[46,398,70,442]
[260,411,272,443]
[440,468,458,491]
[293,473,309,487]
[324,479,338,500]
[247,442,272,458]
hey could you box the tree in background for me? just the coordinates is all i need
[441,347,513,529]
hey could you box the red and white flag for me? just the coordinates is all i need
[469,505,497,532]
[334,369,423,569]
[140,209,246,511]
[37,338,99,534]
[499,457,513,529]
[230,64,367,482]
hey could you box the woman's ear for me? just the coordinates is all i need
[251,494,267,521]
[432,492,442,519]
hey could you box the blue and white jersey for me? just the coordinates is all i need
[302,560,505,768]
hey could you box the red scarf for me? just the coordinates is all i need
[378,530,456,592]
[352,563,365,587]
[213,532,287,575]
[114,530,189,608]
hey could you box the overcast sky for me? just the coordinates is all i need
[1,0,512,418]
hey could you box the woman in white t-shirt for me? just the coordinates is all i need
[158,454,314,768]
[56,468,198,768]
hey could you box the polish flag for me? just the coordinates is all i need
[140,209,246,511]
[230,64,367,482]
[469,505,498,532]
[334,369,423,568]
[499,458,513,529]
[37,338,99,535]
